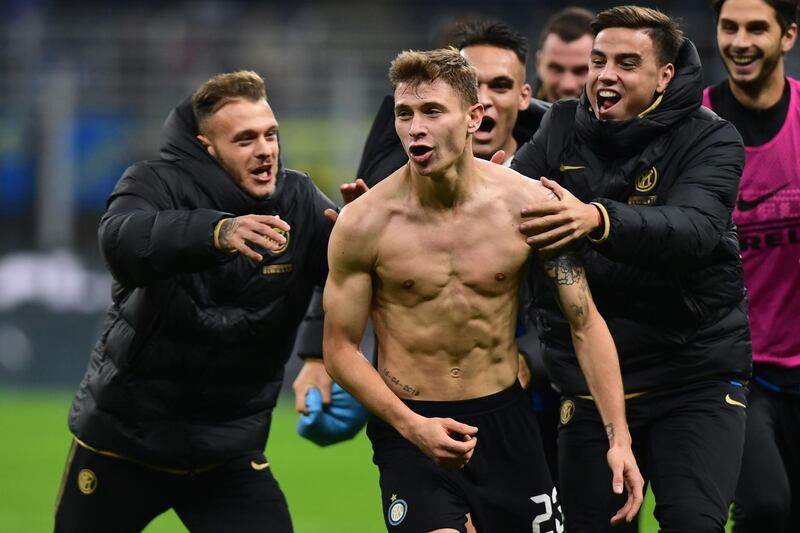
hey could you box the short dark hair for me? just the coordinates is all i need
[389,47,478,108]
[539,7,594,48]
[192,70,266,133]
[591,6,684,66]
[711,0,799,34]
[449,19,529,65]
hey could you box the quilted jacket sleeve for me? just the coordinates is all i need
[591,119,744,268]
[98,163,232,287]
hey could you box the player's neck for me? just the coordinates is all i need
[497,136,518,164]
[410,151,478,210]
[729,64,786,110]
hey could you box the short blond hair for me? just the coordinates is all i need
[389,47,478,108]
[192,70,266,133]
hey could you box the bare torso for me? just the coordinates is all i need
[359,158,547,400]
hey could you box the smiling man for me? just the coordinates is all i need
[534,7,595,102]
[55,71,335,532]
[323,47,641,533]
[704,1,800,531]
[512,6,752,532]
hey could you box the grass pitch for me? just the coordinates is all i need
[1,389,730,532]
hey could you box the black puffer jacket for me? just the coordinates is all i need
[512,39,752,395]
[68,97,335,469]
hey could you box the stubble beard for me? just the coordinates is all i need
[727,47,783,98]
[215,149,275,200]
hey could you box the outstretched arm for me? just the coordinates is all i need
[323,208,477,468]
[540,249,644,524]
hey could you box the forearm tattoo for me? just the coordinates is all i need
[605,423,615,441]
[219,217,240,249]
[382,367,420,397]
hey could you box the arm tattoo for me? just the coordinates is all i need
[219,217,240,249]
[541,249,590,322]
[605,423,615,441]
[542,250,582,286]
[570,288,588,320]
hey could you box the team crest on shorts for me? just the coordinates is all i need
[560,400,575,425]
[388,494,408,526]
[77,469,97,495]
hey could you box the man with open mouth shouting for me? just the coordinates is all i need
[704,1,800,531]
[55,71,336,532]
[512,6,752,533]
[324,47,642,533]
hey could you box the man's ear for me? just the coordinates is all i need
[196,134,216,158]
[782,22,797,54]
[467,103,484,133]
[656,63,675,94]
[519,83,532,110]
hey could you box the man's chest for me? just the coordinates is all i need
[374,211,529,302]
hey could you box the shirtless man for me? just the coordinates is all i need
[323,48,642,533]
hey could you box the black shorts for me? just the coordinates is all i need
[367,383,560,533]
[54,439,292,533]
[558,379,747,533]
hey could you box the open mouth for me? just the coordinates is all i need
[478,116,496,132]
[474,116,496,142]
[729,54,759,70]
[596,89,622,115]
[250,164,273,182]
[409,144,433,163]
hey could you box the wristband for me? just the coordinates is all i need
[587,202,610,244]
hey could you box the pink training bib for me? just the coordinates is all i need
[704,79,800,368]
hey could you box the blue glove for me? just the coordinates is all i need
[296,383,370,446]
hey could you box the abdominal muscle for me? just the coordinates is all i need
[371,284,520,401]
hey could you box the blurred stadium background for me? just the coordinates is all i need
[1,0,789,530]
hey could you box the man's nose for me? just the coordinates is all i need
[478,85,493,108]
[254,136,273,158]
[597,64,617,83]
[559,73,583,97]
[408,116,426,137]
[732,28,752,50]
